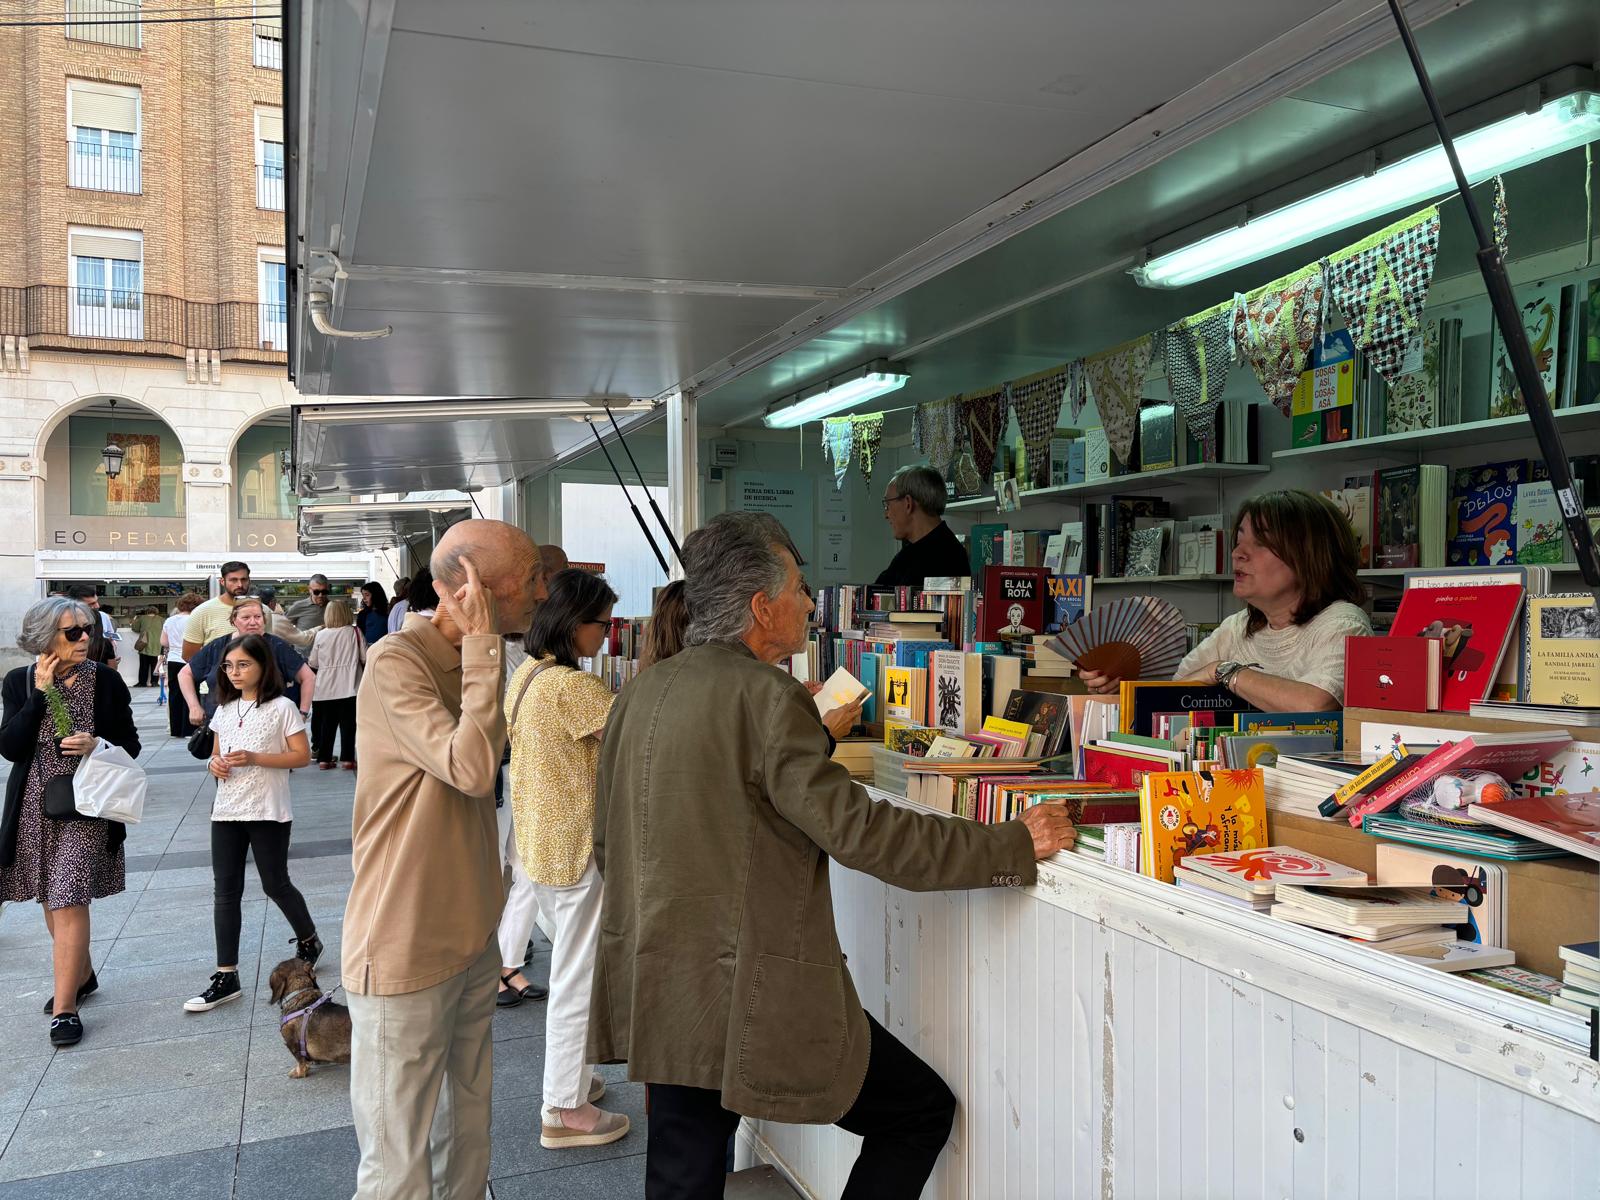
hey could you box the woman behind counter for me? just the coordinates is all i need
[1082,489,1371,711]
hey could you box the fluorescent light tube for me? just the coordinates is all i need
[763,365,910,428]
[1133,91,1600,289]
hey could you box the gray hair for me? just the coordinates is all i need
[888,465,948,518]
[18,597,95,655]
[683,512,793,646]
[308,573,329,586]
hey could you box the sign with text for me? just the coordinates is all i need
[730,472,814,564]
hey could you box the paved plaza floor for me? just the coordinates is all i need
[0,686,792,1198]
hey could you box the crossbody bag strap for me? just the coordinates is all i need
[509,660,558,728]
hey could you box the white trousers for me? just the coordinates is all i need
[347,937,498,1200]
[495,803,542,970]
[530,856,604,1110]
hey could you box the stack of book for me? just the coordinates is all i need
[901,767,1136,824]
[1469,791,1600,862]
[1554,942,1600,1018]
[1271,882,1479,960]
[1172,846,1366,913]
[1462,965,1564,1004]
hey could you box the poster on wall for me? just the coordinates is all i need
[68,416,182,518]
[818,476,850,528]
[818,528,852,583]
[731,472,815,564]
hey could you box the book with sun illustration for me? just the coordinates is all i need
[1176,845,1366,899]
[1046,594,1188,683]
[1137,769,1270,884]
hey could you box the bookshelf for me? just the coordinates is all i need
[1272,404,1600,466]
[1093,573,1231,585]
[945,461,1269,512]
[1359,564,1585,579]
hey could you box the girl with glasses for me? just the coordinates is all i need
[184,634,320,1014]
[1,597,141,1047]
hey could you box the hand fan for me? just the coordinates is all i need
[1046,595,1188,681]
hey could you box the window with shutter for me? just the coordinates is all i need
[68,228,144,339]
[68,83,141,192]
[66,0,142,49]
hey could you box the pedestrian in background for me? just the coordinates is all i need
[386,577,411,635]
[180,598,314,727]
[355,582,389,646]
[133,607,164,688]
[1,597,140,1047]
[162,593,203,736]
[307,600,364,771]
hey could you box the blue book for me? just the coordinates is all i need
[859,652,881,724]
[894,640,955,669]
[1045,574,1091,634]
[1232,711,1343,739]
[1068,439,1086,485]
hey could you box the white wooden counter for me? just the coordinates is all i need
[741,791,1600,1199]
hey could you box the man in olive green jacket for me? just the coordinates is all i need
[591,512,1074,1199]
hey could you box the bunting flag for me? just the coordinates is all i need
[951,451,984,498]
[1326,206,1442,383]
[1165,308,1235,446]
[854,413,885,484]
[1232,264,1326,418]
[1009,366,1068,488]
[821,417,854,491]
[1083,334,1154,467]
[1492,174,1509,257]
[961,385,1010,480]
[913,397,962,473]
[1065,359,1089,422]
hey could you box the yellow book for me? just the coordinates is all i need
[981,716,1033,741]
[1138,769,1269,884]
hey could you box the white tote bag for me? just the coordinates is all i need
[73,738,148,824]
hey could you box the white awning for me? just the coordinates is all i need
[296,500,471,556]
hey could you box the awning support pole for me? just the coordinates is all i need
[607,407,683,565]
[587,421,671,576]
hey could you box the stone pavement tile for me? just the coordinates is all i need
[0,1058,49,1115]
[0,1079,244,1183]
[239,1030,354,1144]
[492,1152,647,1199]
[130,882,263,914]
[487,1080,647,1179]
[234,1124,358,1200]
[0,957,263,1014]
[116,897,262,943]
[102,913,267,972]
[3,988,257,1052]
[0,1145,237,1200]
[135,865,220,891]
[33,1027,249,1107]
[0,941,113,982]
[491,999,552,1043]
[490,1035,547,1103]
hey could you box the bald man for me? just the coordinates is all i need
[344,519,545,1200]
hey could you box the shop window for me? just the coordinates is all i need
[558,481,671,619]
[66,413,182,518]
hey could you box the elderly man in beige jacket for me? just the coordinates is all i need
[343,519,545,1199]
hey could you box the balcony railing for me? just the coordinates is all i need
[257,161,285,210]
[68,140,141,193]
[253,24,283,70]
[65,0,142,49]
[0,285,289,359]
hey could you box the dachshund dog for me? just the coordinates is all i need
[267,958,352,1078]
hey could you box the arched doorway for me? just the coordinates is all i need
[229,410,296,553]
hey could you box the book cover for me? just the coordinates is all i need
[1045,574,1090,635]
[884,721,939,757]
[1118,680,1256,738]
[1138,403,1177,472]
[1344,635,1442,712]
[1512,481,1564,564]
[1179,844,1366,896]
[1388,582,1523,712]
[1346,731,1575,826]
[1002,690,1073,760]
[1384,320,1441,434]
[1084,428,1111,483]
[1083,744,1174,790]
[1447,460,1525,567]
[1059,522,1086,575]
[1489,282,1561,418]
[1468,792,1600,862]
[883,667,919,724]
[1525,595,1600,707]
[1372,465,1424,569]
[1234,712,1343,737]
[927,650,968,734]
[967,523,1008,578]
[1463,966,1563,1003]
[1138,769,1269,884]
[1321,485,1373,569]
[980,566,1048,644]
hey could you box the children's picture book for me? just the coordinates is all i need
[1526,594,1600,707]
[1468,792,1600,862]
[1137,769,1269,883]
[1083,743,1174,790]
[1320,484,1373,569]
[1375,843,1505,947]
[1388,581,1523,712]
[1383,319,1441,434]
[1290,329,1358,448]
[1344,730,1574,826]
[1513,481,1566,564]
[1462,965,1563,1003]
[1343,635,1442,712]
[1447,459,1525,567]
[1234,712,1343,737]
[1178,845,1365,897]
[1488,282,1562,417]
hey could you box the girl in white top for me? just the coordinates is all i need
[184,634,319,1014]
[1082,490,1372,710]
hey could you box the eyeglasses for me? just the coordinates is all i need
[310,589,328,596]
[581,620,610,629]
[221,661,257,672]
[59,624,95,643]
[881,493,908,510]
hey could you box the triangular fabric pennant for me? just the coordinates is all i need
[1083,334,1154,466]
[1009,366,1068,488]
[1065,360,1089,423]
[1492,174,1509,257]
[1233,264,1325,418]
[1165,308,1235,447]
[854,413,885,484]
[913,397,962,474]
[1326,206,1441,383]
[960,386,1010,480]
[821,416,854,491]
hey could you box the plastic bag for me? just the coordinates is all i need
[73,738,147,824]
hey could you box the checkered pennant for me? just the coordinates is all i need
[1009,366,1068,488]
[1084,334,1154,467]
[1327,206,1441,383]
[1166,308,1234,446]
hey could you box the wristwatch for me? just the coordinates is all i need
[1214,660,1257,691]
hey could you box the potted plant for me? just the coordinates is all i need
[44,684,72,754]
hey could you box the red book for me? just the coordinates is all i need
[1343,635,1442,711]
[1468,792,1600,862]
[1387,582,1524,713]
[1345,730,1573,827]
[980,566,1048,643]
[1081,745,1172,790]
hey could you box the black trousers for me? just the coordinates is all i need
[645,1013,956,1200]
[311,697,356,764]
[211,821,315,965]
[167,660,193,738]
[137,653,158,687]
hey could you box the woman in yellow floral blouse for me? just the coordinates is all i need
[504,569,629,1151]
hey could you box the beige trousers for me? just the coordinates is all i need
[348,938,500,1199]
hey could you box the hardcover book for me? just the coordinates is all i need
[1138,403,1177,472]
[1321,485,1373,569]
[1179,844,1366,897]
[1468,792,1600,862]
[1343,635,1443,712]
[1372,464,1446,569]
[967,523,1008,578]
[1344,730,1574,826]
[1388,581,1523,712]
[980,566,1048,644]
[1002,689,1074,760]
[1512,481,1565,564]
[1447,460,1525,567]
[1118,680,1256,738]
[1488,282,1562,418]
[1138,769,1269,884]
[1525,594,1600,708]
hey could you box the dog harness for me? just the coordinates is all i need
[280,986,338,1061]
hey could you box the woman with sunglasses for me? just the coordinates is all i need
[184,635,319,1014]
[1,597,140,1047]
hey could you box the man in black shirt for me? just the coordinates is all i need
[875,465,971,587]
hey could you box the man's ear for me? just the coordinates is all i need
[749,589,773,630]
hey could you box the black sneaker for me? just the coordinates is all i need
[43,970,99,1015]
[183,971,242,1012]
[294,933,323,967]
[49,1013,83,1046]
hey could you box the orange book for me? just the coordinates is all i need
[1138,769,1269,883]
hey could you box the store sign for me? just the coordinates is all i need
[43,518,189,551]
[234,519,297,550]
[568,561,607,574]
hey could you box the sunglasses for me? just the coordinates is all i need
[310,589,329,596]
[60,624,95,643]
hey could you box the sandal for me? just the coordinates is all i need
[496,971,524,1008]
[503,970,548,1002]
